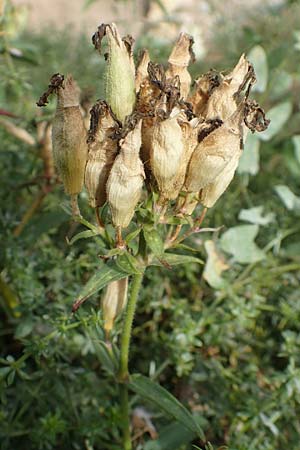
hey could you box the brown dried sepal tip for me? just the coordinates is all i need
[244,99,270,132]
[87,100,120,144]
[36,73,65,107]
[92,23,108,52]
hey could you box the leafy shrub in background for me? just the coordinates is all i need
[1,1,300,449]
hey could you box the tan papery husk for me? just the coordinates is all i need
[185,102,245,193]
[166,32,194,99]
[85,100,119,207]
[107,119,145,228]
[102,278,128,332]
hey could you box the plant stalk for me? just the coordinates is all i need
[118,272,144,449]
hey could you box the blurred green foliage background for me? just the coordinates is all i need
[1,1,300,449]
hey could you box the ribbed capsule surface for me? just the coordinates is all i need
[166,32,194,99]
[107,120,145,228]
[199,146,243,208]
[52,75,88,195]
[102,278,128,333]
[85,100,119,207]
[150,112,185,201]
[92,23,136,123]
[185,103,244,193]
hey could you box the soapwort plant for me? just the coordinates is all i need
[37,23,269,450]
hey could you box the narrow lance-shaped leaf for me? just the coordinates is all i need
[129,373,205,440]
[72,260,129,312]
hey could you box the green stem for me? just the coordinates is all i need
[119,384,131,450]
[119,273,144,381]
[118,272,144,450]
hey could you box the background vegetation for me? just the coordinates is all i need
[1,1,300,449]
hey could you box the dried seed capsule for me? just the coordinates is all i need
[107,119,145,228]
[102,278,128,333]
[204,54,254,121]
[150,110,185,201]
[136,62,165,167]
[199,147,242,208]
[85,100,119,207]
[52,75,88,195]
[166,32,195,99]
[92,23,136,123]
[185,103,244,193]
[198,97,269,208]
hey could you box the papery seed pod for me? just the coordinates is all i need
[199,146,242,208]
[150,110,185,201]
[204,54,254,121]
[92,23,136,123]
[52,75,88,195]
[166,32,195,99]
[107,119,145,228]
[135,49,150,93]
[85,100,119,207]
[102,278,128,333]
[185,103,244,193]
[188,70,221,117]
[136,62,165,167]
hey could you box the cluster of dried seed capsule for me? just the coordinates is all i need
[37,23,269,246]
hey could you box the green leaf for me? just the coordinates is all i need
[248,45,268,93]
[220,225,265,264]
[125,228,141,244]
[129,374,205,440]
[85,329,117,376]
[143,227,164,257]
[150,253,203,267]
[238,133,260,175]
[144,421,196,450]
[72,261,128,311]
[14,317,34,339]
[270,70,293,100]
[203,240,229,289]
[292,135,300,165]
[67,229,103,245]
[115,252,144,275]
[274,185,300,212]
[258,101,292,141]
[238,206,275,226]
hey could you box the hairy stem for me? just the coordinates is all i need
[118,272,144,449]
